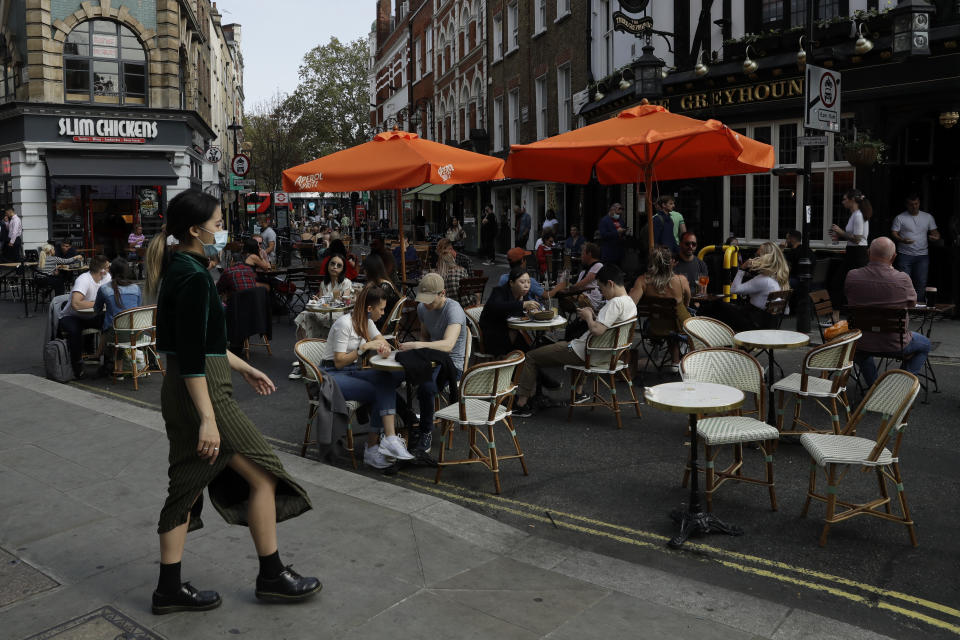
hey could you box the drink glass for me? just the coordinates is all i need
[697,275,709,296]
[924,287,937,307]
[333,288,342,302]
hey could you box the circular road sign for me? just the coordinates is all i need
[231,154,251,177]
[205,146,222,164]
[819,72,838,108]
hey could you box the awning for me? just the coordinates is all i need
[45,154,179,186]
[402,183,453,202]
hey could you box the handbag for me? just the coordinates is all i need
[824,320,849,341]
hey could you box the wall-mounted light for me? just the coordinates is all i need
[854,23,874,55]
[618,69,633,90]
[593,82,606,102]
[939,111,959,128]
[796,36,807,68]
[694,51,708,77]
[742,45,759,74]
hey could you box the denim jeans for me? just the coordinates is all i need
[323,366,404,433]
[855,331,931,385]
[895,254,929,301]
[416,365,462,433]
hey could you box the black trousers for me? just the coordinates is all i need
[59,313,104,365]
[36,273,66,296]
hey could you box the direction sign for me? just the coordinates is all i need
[804,65,841,133]
[204,146,222,164]
[799,135,829,146]
[235,178,256,187]
[231,153,251,177]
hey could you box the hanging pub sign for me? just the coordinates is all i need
[58,117,160,143]
[612,12,652,36]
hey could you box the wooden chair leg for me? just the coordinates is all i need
[775,390,785,432]
[801,463,816,517]
[345,421,356,469]
[487,423,501,494]
[301,403,317,457]
[623,370,642,418]
[819,464,838,547]
[435,420,450,484]
[131,348,139,391]
[242,338,250,360]
[506,417,528,476]
[609,373,623,429]
[764,443,777,511]
[264,335,272,355]
[891,463,918,547]
[830,397,841,434]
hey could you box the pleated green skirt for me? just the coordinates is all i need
[157,354,311,534]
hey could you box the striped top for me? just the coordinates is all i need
[38,254,79,276]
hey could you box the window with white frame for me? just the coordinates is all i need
[492,13,503,60]
[724,118,855,246]
[508,88,520,145]
[535,0,547,34]
[557,0,571,18]
[601,0,615,77]
[507,2,519,52]
[557,63,571,133]
[535,75,547,140]
[493,96,504,151]
[414,38,422,80]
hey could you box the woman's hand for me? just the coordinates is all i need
[522,300,540,312]
[376,342,392,357]
[197,418,221,465]
[241,367,277,396]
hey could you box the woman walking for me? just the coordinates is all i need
[145,189,319,615]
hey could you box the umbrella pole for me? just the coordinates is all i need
[397,188,407,282]
[645,171,654,249]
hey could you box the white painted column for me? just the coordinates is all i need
[12,148,50,252]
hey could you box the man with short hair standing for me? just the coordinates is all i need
[673,231,708,292]
[259,216,277,265]
[598,202,626,264]
[515,204,531,249]
[3,207,22,262]
[891,194,939,301]
[400,273,469,453]
[845,237,930,385]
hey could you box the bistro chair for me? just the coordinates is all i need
[434,350,527,494]
[109,305,165,391]
[682,316,735,351]
[225,287,273,360]
[800,369,920,547]
[463,305,494,364]
[456,275,488,308]
[294,338,362,468]
[635,297,686,377]
[379,296,407,348]
[772,330,861,439]
[680,348,780,512]
[846,307,933,402]
[564,317,641,429]
[809,289,838,343]
[763,290,791,329]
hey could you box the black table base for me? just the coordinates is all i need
[668,412,743,547]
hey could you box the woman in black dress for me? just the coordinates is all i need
[145,189,320,614]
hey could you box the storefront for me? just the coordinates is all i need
[0,102,214,256]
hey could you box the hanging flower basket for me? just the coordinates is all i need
[844,146,879,166]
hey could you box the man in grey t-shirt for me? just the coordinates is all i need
[891,194,940,301]
[399,273,468,453]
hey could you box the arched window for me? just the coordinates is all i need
[64,20,147,105]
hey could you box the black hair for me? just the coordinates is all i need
[595,263,625,286]
[328,238,348,258]
[109,257,132,307]
[324,253,347,285]
[546,209,556,220]
[242,238,260,256]
[583,242,601,260]
[165,189,220,242]
[786,229,802,241]
[904,193,920,202]
[543,229,556,241]
[363,253,389,283]
[506,267,529,284]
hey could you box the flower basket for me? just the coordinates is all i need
[844,146,878,166]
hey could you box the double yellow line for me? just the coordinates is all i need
[397,473,960,636]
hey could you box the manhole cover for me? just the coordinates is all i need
[0,548,58,608]
[22,605,164,640]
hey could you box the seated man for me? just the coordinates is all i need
[673,231,708,293]
[55,237,79,259]
[497,247,545,299]
[399,273,469,454]
[58,254,111,379]
[845,237,931,385]
[512,264,637,416]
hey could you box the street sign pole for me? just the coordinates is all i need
[797,0,816,334]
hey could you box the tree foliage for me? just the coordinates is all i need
[242,94,307,192]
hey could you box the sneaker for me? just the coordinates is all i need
[667,363,680,374]
[379,434,415,460]
[364,445,394,469]
[412,429,433,453]
[288,365,302,380]
[291,360,300,367]
[573,392,591,404]
[512,404,534,418]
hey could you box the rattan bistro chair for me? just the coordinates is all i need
[294,339,362,468]
[110,305,165,391]
[680,348,780,512]
[564,317,641,429]
[463,305,494,364]
[800,369,920,547]
[434,350,528,494]
[772,330,861,438]
[683,316,736,351]
[379,296,406,348]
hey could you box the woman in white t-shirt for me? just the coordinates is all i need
[320,285,413,469]
[831,188,872,285]
[293,253,354,344]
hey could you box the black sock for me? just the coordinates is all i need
[258,550,284,579]
[157,561,181,594]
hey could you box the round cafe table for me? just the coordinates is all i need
[507,315,566,348]
[644,381,745,547]
[734,329,809,425]
[369,352,402,371]
[304,302,354,316]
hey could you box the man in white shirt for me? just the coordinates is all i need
[59,255,112,378]
[891,194,940,302]
[512,264,636,416]
[259,216,277,264]
[3,207,22,262]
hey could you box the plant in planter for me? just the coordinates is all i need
[816,15,854,40]
[841,130,886,166]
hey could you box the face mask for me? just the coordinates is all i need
[612,213,620,220]
[200,227,228,257]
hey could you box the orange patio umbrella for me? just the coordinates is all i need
[282,130,505,280]
[503,102,774,247]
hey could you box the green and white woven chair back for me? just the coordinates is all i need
[585,318,635,367]
[114,306,155,332]
[862,370,920,426]
[460,353,523,399]
[806,330,860,372]
[682,348,764,398]
[382,298,405,334]
[464,305,483,327]
[295,339,328,383]
[683,317,735,350]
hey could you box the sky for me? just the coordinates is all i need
[219,1,373,111]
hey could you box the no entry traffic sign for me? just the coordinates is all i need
[804,65,841,133]
[231,153,251,177]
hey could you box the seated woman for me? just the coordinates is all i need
[321,285,414,469]
[362,253,401,332]
[218,238,270,300]
[319,239,359,280]
[94,257,143,373]
[629,246,691,371]
[535,229,556,282]
[433,238,471,307]
[479,268,541,358]
[700,241,789,332]
[36,242,83,296]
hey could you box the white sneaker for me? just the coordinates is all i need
[379,434,415,460]
[364,445,394,469]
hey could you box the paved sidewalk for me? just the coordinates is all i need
[0,374,892,640]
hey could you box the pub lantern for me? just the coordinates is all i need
[632,43,664,100]
[891,0,935,57]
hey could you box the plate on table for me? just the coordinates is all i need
[507,316,527,323]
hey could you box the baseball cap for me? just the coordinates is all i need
[415,273,445,304]
[506,247,532,262]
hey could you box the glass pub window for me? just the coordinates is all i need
[63,20,147,105]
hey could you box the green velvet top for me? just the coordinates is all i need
[156,251,227,377]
